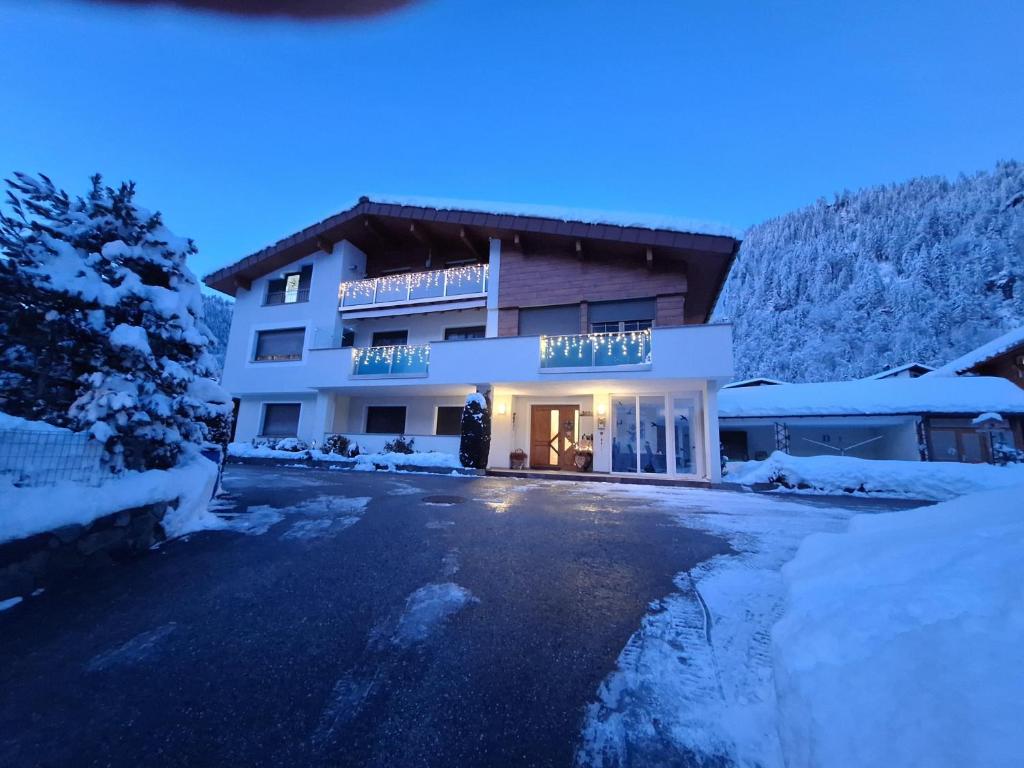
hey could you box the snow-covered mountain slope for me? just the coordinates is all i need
[714,161,1024,382]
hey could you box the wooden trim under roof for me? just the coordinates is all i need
[203,197,742,321]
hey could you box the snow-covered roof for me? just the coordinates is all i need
[719,376,1024,418]
[367,195,742,239]
[722,377,787,389]
[930,326,1024,376]
[862,362,934,380]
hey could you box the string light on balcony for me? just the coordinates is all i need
[340,263,488,303]
[352,343,431,371]
[540,329,651,364]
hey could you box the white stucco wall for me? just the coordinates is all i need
[337,394,472,435]
[345,309,488,348]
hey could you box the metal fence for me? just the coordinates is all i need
[0,428,109,487]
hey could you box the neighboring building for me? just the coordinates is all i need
[929,325,1024,389]
[204,198,740,481]
[718,377,1024,464]
[863,362,934,380]
[722,377,786,389]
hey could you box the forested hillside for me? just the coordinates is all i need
[201,293,233,371]
[714,161,1024,382]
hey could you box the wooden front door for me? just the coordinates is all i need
[530,405,579,470]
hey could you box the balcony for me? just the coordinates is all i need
[351,344,430,378]
[340,264,488,310]
[539,329,652,371]
[264,288,310,306]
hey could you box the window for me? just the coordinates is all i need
[341,327,356,348]
[265,265,312,305]
[589,298,655,334]
[366,406,407,434]
[371,330,408,347]
[518,304,580,336]
[435,406,463,435]
[254,328,304,361]
[444,326,486,341]
[262,403,300,437]
[591,320,653,334]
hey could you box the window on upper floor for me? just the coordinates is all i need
[589,298,655,334]
[444,325,486,341]
[518,304,580,337]
[591,319,653,334]
[371,330,408,347]
[254,328,305,362]
[265,265,312,305]
[262,403,301,437]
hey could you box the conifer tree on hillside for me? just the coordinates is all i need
[715,161,1024,382]
[0,173,230,470]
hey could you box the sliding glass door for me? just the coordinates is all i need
[611,393,702,477]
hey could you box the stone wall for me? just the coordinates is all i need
[0,501,171,602]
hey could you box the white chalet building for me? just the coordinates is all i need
[205,198,740,482]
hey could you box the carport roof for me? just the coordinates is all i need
[718,376,1024,419]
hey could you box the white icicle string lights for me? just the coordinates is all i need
[540,329,651,365]
[352,343,430,373]
[340,263,488,304]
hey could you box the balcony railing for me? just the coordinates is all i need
[539,329,652,370]
[264,288,310,306]
[351,344,430,377]
[340,264,488,309]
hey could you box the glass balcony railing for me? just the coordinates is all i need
[539,329,652,370]
[340,264,488,308]
[351,344,430,377]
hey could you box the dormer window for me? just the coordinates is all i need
[265,265,312,305]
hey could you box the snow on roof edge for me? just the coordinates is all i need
[367,194,744,239]
[929,325,1024,376]
[722,377,787,389]
[862,362,935,380]
[718,376,1024,418]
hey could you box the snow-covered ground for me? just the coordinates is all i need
[773,484,1024,768]
[574,486,855,767]
[728,451,1024,500]
[573,477,1023,768]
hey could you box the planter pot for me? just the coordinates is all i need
[510,452,527,470]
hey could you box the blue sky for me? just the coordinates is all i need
[1,0,1022,283]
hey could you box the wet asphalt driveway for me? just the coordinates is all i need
[0,465,737,767]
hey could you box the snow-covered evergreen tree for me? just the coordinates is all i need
[715,161,1024,382]
[0,173,230,470]
[459,392,491,469]
[201,293,233,371]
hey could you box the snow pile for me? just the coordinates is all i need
[772,484,1024,768]
[352,450,462,470]
[0,412,68,433]
[227,441,463,469]
[718,376,1024,418]
[575,485,854,767]
[728,451,1024,500]
[227,441,311,459]
[0,455,220,543]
